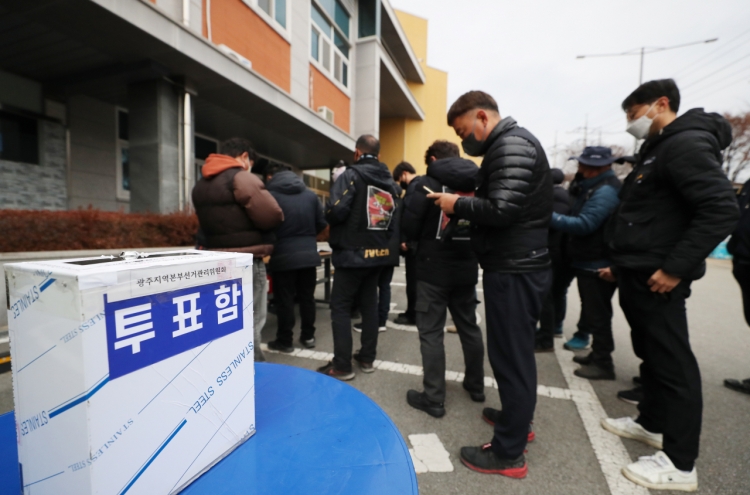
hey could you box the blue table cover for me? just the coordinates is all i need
[0,363,418,495]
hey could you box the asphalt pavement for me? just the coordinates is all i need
[1,259,749,494]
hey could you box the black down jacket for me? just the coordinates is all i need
[326,157,401,269]
[453,117,553,273]
[266,170,327,272]
[609,108,739,280]
[401,157,479,287]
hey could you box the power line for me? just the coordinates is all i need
[687,70,750,102]
[683,64,750,96]
[682,53,750,90]
[673,27,750,79]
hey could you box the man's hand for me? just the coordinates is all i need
[648,269,681,293]
[400,242,408,252]
[427,192,460,215]
[598,267,616,283]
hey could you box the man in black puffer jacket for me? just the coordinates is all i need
[599,79,738,492]
[429,91,552,478]
[264,164,327,353]
[317,135,401,381]
[401,140,485,419]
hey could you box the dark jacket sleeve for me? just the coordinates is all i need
[233,171,284,230]
[401,177,431,242]
[326,170,357,226]
[551,185,619,236]
[315,196,328,234]
[660,133,740,278]
[453,135,537,227]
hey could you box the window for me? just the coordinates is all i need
[0,111,39,164]
[254,0,287,29]
[358,0,378,38]
[116,109,130,201]
[310,0,351,87]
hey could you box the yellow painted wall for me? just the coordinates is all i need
[379,10,472,176]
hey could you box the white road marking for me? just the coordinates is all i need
[409,433,454,473]
[261,343,584,401]
[553,340,648,495]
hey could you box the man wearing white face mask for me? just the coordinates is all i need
[598,79,738,492]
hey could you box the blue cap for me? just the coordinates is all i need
[570,146,617,167]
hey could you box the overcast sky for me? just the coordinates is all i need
[390,0,750,166]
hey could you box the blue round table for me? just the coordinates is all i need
[0,363,418,495]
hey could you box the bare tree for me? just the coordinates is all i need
[723,111,750,183]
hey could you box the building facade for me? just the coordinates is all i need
[0,0,454,213]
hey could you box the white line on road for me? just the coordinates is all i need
[408,433,454,473]
[554,341,648,495]
[261,343,585,402]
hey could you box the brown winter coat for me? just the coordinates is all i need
[192,154,283,256]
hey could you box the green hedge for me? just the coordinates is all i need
[0,208,199,252]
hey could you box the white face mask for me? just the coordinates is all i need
[626,102,658,140]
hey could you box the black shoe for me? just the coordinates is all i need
[534,340,553,353]
[573,352,594,365]
[724,378,750,395]
[299,337,316,349]
[574,363,615,380]
[406,390,445,418]
[460,444,527,478]
[394,314,416,325]
[352,351,375,374]
[633,375,643,385]
[316,361,355,381]
[267,340,294,353]
[463,382,485,402]
[617,386,644,405]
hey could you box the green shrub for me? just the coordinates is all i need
[0,208,199,252]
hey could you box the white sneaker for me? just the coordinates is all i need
[601,417,663,449]
[622,451,697,491]
[352,323,386,333]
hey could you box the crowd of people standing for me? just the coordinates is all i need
[190,77,750,492]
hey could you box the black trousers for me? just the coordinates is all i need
[415,281,485,404]
[378,266,395,327]
[272,267,317,347]
[538,262,575,347]
[331,266,383,371]
[576,271,617,368]
[404,252,417,319]
[617,268,701,471]
[484,270,551,459]
[732,261,750,326]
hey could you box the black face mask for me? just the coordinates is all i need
[400,181,408,190]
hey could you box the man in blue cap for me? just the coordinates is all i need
[550,146,621,380]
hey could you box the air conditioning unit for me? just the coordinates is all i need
[317,106,335,124]
[218,44,252,70]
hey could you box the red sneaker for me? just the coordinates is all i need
[460,443,527,478]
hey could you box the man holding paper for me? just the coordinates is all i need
[429,91,552,479]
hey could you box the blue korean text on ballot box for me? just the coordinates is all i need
[5,250,256,494]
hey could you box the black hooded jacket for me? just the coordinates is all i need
[609,108,739,279]
[402,157,479,286]
[267,170,327,272]
[326,157,401,268]
[453,117,553,273]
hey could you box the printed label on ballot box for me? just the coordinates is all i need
[105,279,244,379]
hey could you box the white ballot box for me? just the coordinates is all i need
[5,250,256,494]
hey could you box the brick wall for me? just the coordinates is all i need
[310,65,351,133]
[0,120,67,211]
[207,0,291,93]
